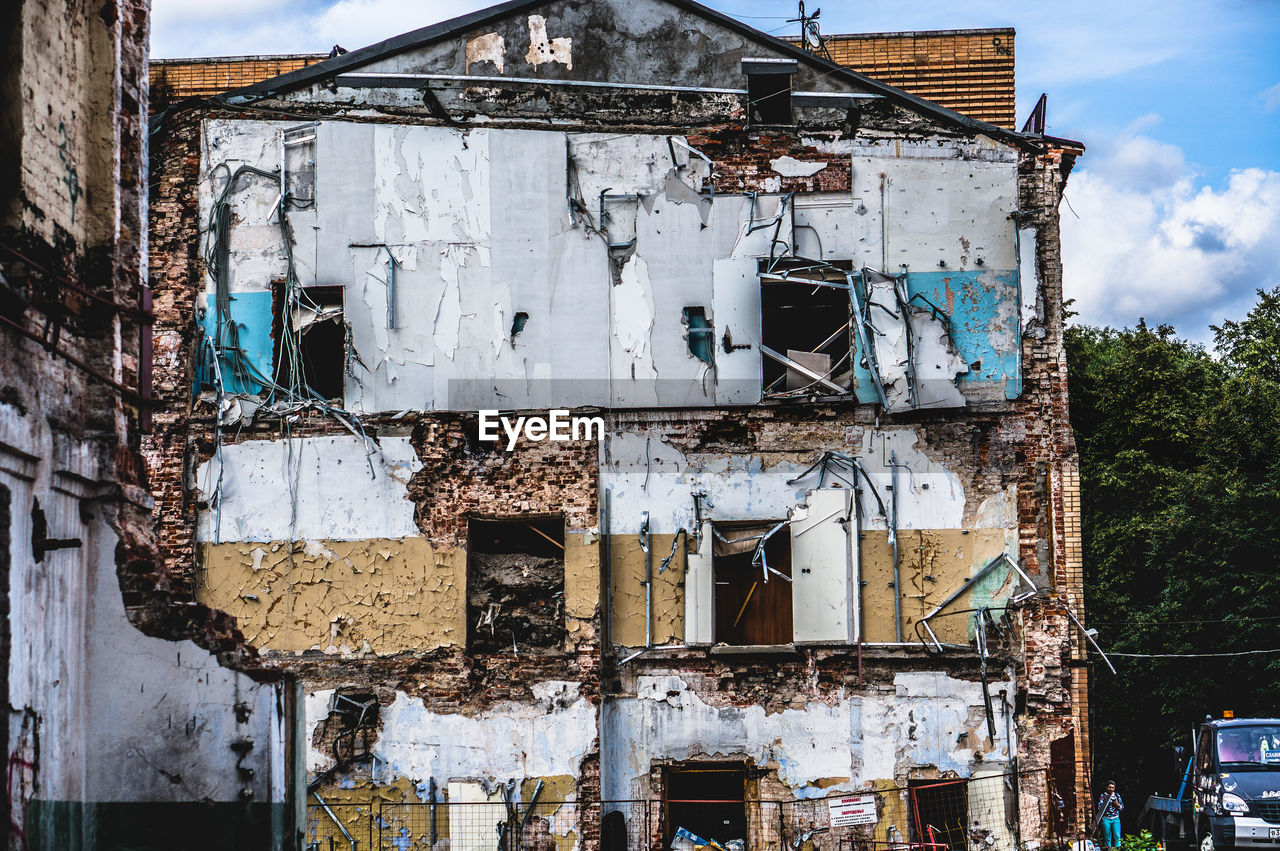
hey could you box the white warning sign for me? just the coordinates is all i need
[827,794,877,827]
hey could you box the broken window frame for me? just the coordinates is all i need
[271,281,346,402]
[756,257,966,411]
[759,256,858,402]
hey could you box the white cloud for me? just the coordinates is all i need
[150,0,490,57]
[1260,82,1280,113]
[1061,133,1280,340]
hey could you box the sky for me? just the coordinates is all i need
[150,0,1280,342]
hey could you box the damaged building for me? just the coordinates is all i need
[1,0,297,848]
[144,1,1090,848]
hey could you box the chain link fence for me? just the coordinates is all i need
[307,768,1054,851]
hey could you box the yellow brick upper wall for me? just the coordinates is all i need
[149,54,327,105]
[805,28,1017,130]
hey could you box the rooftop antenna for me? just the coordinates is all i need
[787,1,830,59]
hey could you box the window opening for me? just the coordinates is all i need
[682,307,715,365]
[747,73,793,125]
[272,282,344,401]
[282,124,316,209]
[665,764,747,849]
[467,516,565,653]
[760,258,854,399]
[712,520,792,645]
[909,779,969,851]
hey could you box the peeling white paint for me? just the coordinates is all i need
[603,671,1013,800]
[196,435,423,542]
[602,427,966,535]
[525,15,572,70]
[612,254,657,378]
[466,32,506,74]
[607,675,853,797]
[771,155,827,177]
[342,682,596,784]
[855,671,1016,784]
[200,120,1017,413]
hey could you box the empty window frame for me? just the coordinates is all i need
[282,123,317,209]
[664,764,748,849]
[742,59,797,126]
[467,516,565,653]
[760,259,854,399]
[711,521,792,646]
[271,282,344,400]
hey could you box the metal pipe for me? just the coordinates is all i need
[0,312,149,403]
[429,777,438,847]
[641,511,652,650]
[313,792,356,851]
[890,450,902,642]
[333,70,887,99]
[383,246,396,330]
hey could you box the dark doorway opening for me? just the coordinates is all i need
[665,764,747,848]
[909,779,969,851]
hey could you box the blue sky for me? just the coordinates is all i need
[151,0,1280,342]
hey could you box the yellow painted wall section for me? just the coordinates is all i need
[860,529,1009,644]
[608,533,686,646]
[564,531,602,646]
[198,539,466,654]
[607,530,1011,646]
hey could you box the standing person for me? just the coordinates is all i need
[1095,781,1124,851]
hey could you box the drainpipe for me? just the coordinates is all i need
[890,451,902,642]
[640,511,652,649]
[429,777,438,848]
[854,474,865,683]
[383,246,396,330]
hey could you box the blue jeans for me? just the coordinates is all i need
[1102,816,1122,849]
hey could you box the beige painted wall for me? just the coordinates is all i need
[199,531,601,655]
[199,538,467,654]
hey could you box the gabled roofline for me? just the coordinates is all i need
[217,0,1058,152]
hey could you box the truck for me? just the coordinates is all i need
[1140,717,1280,851]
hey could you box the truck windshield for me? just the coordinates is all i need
[1217,726,1280,768]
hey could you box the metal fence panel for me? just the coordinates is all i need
[306,768,1050,851]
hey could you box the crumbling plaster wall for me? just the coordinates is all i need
[602,670,1016,800]
[198,117,1018,411]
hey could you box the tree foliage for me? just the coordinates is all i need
[1066,287,1280,813]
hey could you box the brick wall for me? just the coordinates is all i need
[150,54,327,109]
[814,29,1017,129]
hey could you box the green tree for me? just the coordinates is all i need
[1067,293,1280,823]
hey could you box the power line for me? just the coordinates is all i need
[1104,648,1280,659]
[1093,613,1280,627]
